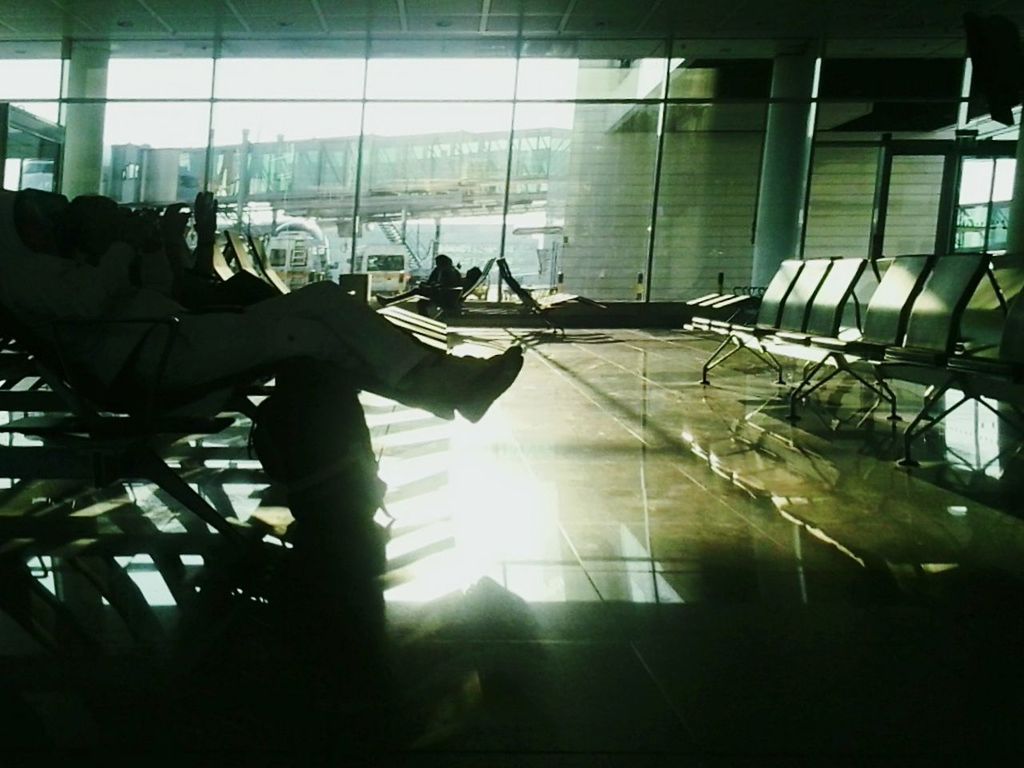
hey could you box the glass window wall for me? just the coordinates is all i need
[358,101,513,284]
[3,37,991,301]
[0,42,62,122]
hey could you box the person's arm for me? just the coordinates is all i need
[159,202,190,293]
[0,243,135,322]
[119,208,175,296]
[192,191,217,276]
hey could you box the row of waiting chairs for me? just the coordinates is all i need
[687,252,1024,464]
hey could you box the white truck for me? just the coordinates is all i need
[350,245,413,296]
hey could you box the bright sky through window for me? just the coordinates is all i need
[100,57,594,148]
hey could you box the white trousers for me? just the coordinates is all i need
[124,281,431,394]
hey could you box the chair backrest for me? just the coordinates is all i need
[900,254,990,353]
[755,259,804,328]
[462,258,495,298]
[998,290,1024,365]
[246,232,291,295]
[958,260,1024,356]
[225,230,262,278]
[860,255,933,345]
[777,258,832,332]
[803,258,867,337]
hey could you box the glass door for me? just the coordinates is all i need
[0,103,64,193]
[954,156,1016,253]
[869,136,1016,259]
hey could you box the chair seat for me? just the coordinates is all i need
[946,355,1017,379]
[773,331,812,345]
[812,337,890,361]
[883,346,948,366]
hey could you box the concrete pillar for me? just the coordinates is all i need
[60,40,109,199]
[1005,133,1024,258]
[751,52,817,287]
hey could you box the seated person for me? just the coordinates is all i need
[380,253,467,313]
[0,188,523,601]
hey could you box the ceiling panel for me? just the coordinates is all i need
[0,0,1016,48]
[489,1,576,13]
[158,14,250,35]
[244,14,329,34]
[484,15,563,34]
[563,14,650,34]
[229,0,318,15]
[315,0,372,10]
[406,15,486,33]
[405,0,486,13]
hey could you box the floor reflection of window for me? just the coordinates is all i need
[943,390,1001,478]
[113,555,177,607]
[29,556,56,595]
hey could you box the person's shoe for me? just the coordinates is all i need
[455,347,524,423]
[397,346,524,423]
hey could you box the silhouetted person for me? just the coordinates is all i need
[0,188,523,610]
[380,253,480,315]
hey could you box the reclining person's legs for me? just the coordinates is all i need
[251,360,387,592]
[130,280,523,422]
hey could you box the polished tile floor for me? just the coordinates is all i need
[2,328,1024,763]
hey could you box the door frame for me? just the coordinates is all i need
[868,133,1017,260]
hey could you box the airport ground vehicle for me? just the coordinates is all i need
[265,221,333,290]
[351,245,412,295]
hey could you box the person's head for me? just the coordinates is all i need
[11,188,68,255]
[436,254,453,268]
[64,195,121,259]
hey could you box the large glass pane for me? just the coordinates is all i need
[991,158,1016,252]
[0,60,62,100]
[518,40,670,100]
[107,58,214,99]
[882,155,944,256]
[819,58,963,100]
[2,105,63,193]
[366,58,516,100]
[103,103,211,204]
[209,102,364,286]
[506,102,657,301]
[502,104,572,295]
[0,48,62,122]
[956,158,995,252]
[818,58,962,137]
[214,58,365,99]
[650,103,766,299]
[667,58,772,99]
[804,145,879,259]
[356,102,513,294]
[955,157,1017,253]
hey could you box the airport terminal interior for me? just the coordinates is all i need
[2,0,1024,762]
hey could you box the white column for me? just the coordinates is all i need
[60,40,109,199]
[751,51,817,287]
